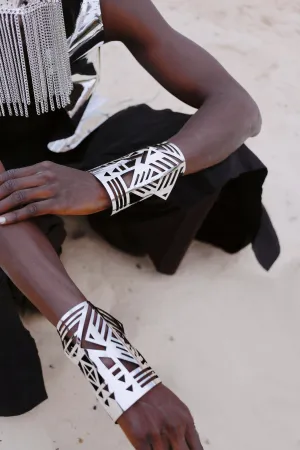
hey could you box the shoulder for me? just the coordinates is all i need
[100,0,169,45]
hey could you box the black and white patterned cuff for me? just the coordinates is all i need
[57,301,161,422]
[89,142,186,214]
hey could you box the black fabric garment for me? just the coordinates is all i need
[0,104,280,416]
[0,274,47,417]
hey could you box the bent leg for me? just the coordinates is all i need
[79,105,279,273]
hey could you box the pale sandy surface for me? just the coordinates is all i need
[0,0,299,449]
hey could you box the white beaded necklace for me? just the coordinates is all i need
[0,0,72,117]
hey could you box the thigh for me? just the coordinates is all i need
[81,105,279,272]
[73,104,191,170]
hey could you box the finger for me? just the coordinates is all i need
[0,175,45,200]
[0,200,52,225]
[0,165,39,185]
[169,438,189,450]
[136,442,152,450]
[0,187,53,215]
[150,433,165,450]
[167,429,189,450]
[185,425,203,450]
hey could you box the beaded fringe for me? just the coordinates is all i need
[0,0,72,117]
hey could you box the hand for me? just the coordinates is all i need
[118,384,203,450]
[0,161,111,224]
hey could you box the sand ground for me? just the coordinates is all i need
[0,0,299,449]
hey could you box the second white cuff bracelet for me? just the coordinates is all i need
[90,142,186,214]
[57,301,161,422]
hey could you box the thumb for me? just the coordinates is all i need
[0,161,5,173]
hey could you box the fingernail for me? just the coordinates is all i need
[0,217,6,224]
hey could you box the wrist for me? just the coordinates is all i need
[88,172,112,212]
[89,141,186,215]
[57,301,161,422]
[98,180,112,210]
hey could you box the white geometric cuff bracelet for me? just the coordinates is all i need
[57,301,161,422]
[89,142,186,214]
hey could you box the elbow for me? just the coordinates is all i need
[252,104,262,137]
[210,82,262,139]
[245,95,262,138]
[235,88,262,138]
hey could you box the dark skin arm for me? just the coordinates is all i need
[0,159,202,449]
[0,3,241,446]
[102,0,261,171]
[0,226,202,450]
[0,0,261,224]
[0,197,202,450]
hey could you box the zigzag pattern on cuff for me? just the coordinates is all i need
[90,142,186,214]
[57,301,161,422]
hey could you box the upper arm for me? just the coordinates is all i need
[100,0,246,108]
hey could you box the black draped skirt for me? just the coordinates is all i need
[0,104,280,416]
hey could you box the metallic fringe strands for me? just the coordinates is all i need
[0,0,72,117]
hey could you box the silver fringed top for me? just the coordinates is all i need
[49,0,105,153]
[0,0,105,153]
[0,0,73,117]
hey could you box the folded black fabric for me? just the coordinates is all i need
[0,104,279,416]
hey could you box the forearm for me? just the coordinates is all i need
[0,220,164,431]
[0,221,85,325]
[172,88,262,175]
